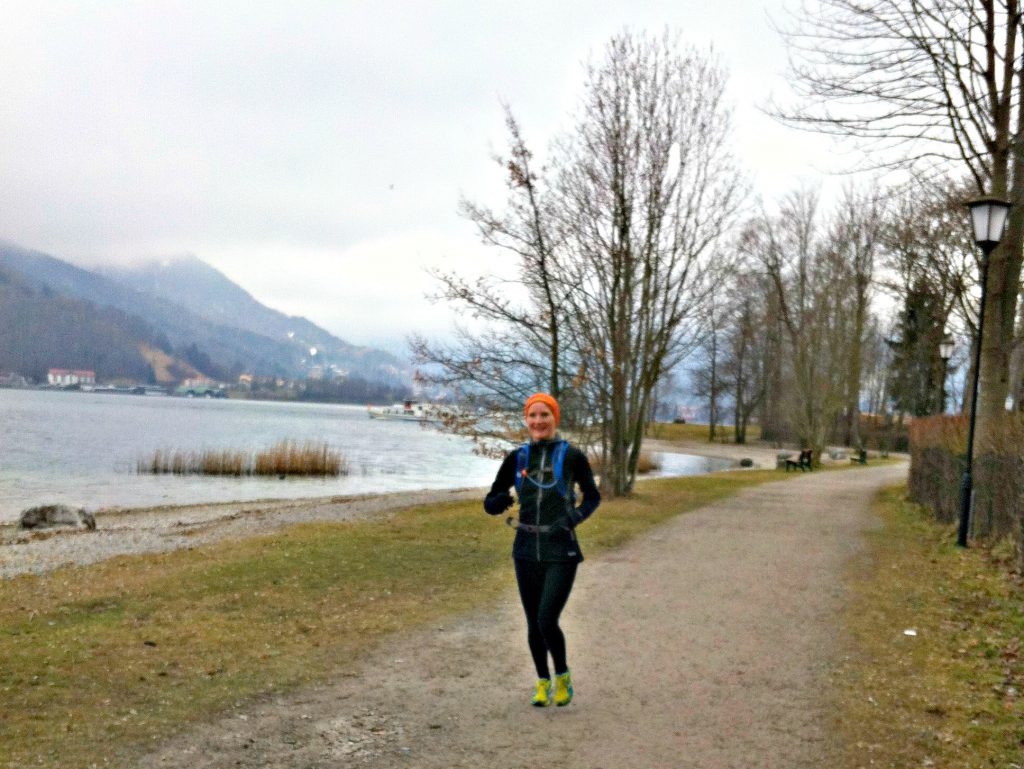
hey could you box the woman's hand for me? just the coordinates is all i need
[483,491,515,515]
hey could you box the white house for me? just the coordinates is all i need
[48,369,96,386]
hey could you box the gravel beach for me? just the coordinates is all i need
[0,487,484,579]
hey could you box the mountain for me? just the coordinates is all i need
[0,241,408,384]
[0,265,182,383]
[99,254,402,379]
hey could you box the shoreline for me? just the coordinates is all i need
[0,439,811,580]
[0,486,486,580]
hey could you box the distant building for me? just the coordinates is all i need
[48,369,96,386]
[175,377,226,398]
[181,377,216,389]
[0,372,29,388]
[675,405,699,423]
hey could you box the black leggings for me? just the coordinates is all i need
[514,559,578,679]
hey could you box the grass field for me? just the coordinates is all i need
[10,465,994,769]
[832,486,1024,766]
[646,421,762,443]
[0,468,783,768]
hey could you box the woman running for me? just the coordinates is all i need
[483,392,600,707]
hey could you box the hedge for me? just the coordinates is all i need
[908,414,1024,565]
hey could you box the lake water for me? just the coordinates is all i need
[0,389,733,523]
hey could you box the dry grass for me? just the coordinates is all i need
[138,441,349,477]
[587,449,662,475]
[0,468,781,768]
[253,440,349,476]
[830,486,1024,766]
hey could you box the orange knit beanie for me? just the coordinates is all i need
[524,392,560,426]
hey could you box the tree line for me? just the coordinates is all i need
[415,10,1024,498]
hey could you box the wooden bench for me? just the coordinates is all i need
[784,449,813,472]
[850,448,867,465]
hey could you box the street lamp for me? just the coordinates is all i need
[938,334,954,413]
[958,196,1012,547]
[939,335,955,362]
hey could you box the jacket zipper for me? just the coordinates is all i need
[536,447,547,560]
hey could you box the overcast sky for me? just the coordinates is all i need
[0,1,849,354]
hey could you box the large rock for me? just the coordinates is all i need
[19,504,96,531]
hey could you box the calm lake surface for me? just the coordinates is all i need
[0,389,733,523]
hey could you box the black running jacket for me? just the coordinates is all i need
[484,438,600,563]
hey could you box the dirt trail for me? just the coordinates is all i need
[139,464,906,769]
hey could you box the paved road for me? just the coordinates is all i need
[141,463,907,769]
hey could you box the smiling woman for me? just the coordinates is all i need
[525,392,559,441]
[483,391,601,707]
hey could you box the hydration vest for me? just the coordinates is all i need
[514,440,572,501]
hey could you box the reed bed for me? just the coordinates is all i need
[254,440,349,476]
[138,440,349,477]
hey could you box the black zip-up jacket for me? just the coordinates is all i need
[484,438,600,563]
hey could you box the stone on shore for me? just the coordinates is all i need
[19,504,96,531]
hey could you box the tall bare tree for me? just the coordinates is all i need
[879,176,978,410]
[409,108,576,452]
[722,279,769,445]
[690,295,725,441]
[776,0,1024,453]
[416,31,743,494]
[830,186,886,448]
[554,31,744,494]
[745,188,851,455]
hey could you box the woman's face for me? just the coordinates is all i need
[526,402,557,441]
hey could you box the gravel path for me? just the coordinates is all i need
[137,462,907,769]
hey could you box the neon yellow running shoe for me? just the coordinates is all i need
[531,678,551,707]
[554,670,573,706]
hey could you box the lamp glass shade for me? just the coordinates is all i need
[939,338,955,360]
[967,197,1011,245]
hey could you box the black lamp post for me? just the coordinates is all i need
[958,196,1012,547]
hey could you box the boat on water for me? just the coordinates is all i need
[367,400,445,423]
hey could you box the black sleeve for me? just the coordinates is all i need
[568,447,600,526]
[483,450,518,515]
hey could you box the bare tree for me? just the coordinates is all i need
[879,175,979,411]
[776,0,1024,454]
[829,185,887,448]
[416,31,743,495]
[691,266,770,445]
[689,295,725,441]
[554,31,744,494]
[721,281,769,445]
[745,188,850,456]
[410,108,577,453]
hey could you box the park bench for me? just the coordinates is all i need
[784,449,813,472]
[850,448,867,465]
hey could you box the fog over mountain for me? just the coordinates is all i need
[0,240,409,385]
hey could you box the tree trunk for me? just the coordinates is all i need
[976,233,1018,451]
[846,295,864,447]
